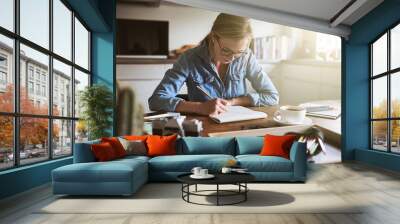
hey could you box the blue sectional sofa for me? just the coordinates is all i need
[52,137,307,196]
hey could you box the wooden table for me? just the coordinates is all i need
[145,105,341,147]
[180,105,342,163]
[184,106,281,137]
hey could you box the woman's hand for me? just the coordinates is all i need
[199,98,229,116]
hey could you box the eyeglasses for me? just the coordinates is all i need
[214,36,249,59]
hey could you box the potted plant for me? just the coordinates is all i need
[79,84,113,140]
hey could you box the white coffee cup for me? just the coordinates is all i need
[191,167,202,176]
[221,167,232,174]
[274,105,306,124]
[199,169,208,176]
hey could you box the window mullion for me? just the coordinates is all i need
[48,0,54,160]
[370,45,373,149]
[388,30,392,153]
[13,0,21,167]
[387,29,392,152]
[71,10,76,155]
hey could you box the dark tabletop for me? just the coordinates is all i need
[177,172,255,185]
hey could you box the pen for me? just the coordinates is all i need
[196,85,213,99]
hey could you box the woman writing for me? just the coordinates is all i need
[148,13,279,116]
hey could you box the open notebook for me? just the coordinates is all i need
[210,106,268,123]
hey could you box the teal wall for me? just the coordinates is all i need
[343,0,400,171]
[0,0,116,200]
[92,0,117,136]
[0,158,72,199]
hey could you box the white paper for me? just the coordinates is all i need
[209,106,268,123]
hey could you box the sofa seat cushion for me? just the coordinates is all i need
[53,159,147,183]
[236,155,293,172]
[117,155,150,163]
[149,154,235,172]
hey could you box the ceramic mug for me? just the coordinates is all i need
[199,169,208,176]
[191,167,202,176]
[274,105,306,123]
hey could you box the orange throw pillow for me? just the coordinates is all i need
[91,142,117,162]
[146,135,177,157]
[259,134,297,159]
[101,137,126,158]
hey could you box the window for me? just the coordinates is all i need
[19,117,49,165]
[0,54,7,88]
[0,116,13,170]
[0,71,6,79]
[0,0,14,32]
[0,34,13,112]
[35,70,40,81]
[74,69,89,119]
[42,85,46,97]
[371,23,400,154]
[392,25,400,69]
[36,83,40,95]
[0,55,7,67]
[28,67,34,80]
[28,81,34,94]
[0,71,6,85]
[75,18,90,70]
[53,0,72,60]
[53,119,72,158]
[53,59,72,117]
[0,0,91,170]
[20,0,49,49]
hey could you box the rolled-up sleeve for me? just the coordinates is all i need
[148,55,189,112]
[245,52,279,106]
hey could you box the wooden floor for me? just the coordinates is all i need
[1,162,400,224]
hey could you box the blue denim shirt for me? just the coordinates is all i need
[148,42,279,112]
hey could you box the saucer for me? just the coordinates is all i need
[190,174,215,179]
[273,116,313,125]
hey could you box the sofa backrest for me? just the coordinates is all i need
[177,137,236,155]
[235,136,264,155]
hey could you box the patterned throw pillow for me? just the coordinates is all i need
[118,137,147,156]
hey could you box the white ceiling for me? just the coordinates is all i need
[226,0,353,24]
[166,0,384,38]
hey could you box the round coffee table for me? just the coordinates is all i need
[177,173,255,206]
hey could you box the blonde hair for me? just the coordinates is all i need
[201,13,253,45]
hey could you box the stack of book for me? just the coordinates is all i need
[299,103,341,119]
[298,135,326,157]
